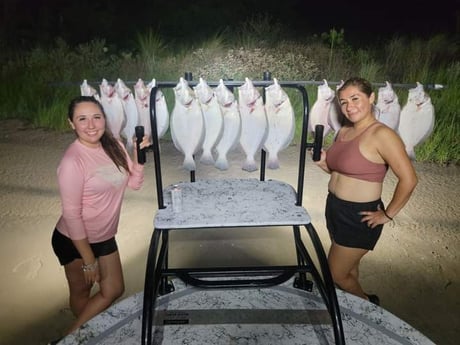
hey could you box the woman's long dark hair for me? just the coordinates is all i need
[68,95,130,173]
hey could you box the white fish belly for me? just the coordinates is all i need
[101,96,125,140]
[239,106,267,172]
[199,99,223,165]
[170,102,204,171]
[264,103,295,169]
[398,104,435,159]
[377,103,401,130]
[309,101,332,136]
[155,91,170,138]
[121,97,140,151]
[136,101,151,138]
[327,103,343,132]
[214,105,241,170]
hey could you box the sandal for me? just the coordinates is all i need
[365,293,380,306]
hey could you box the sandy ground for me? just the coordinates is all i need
[0,119,458,345]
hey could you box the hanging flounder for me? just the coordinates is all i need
[397,82,435,160]
[263,78,295,169]
[214,79,241,171]
[376,81,401,130]
[194,77,224,165]
[99,78,125,140]
[147,78,170,139]
[80,79,101,102]
[238,78,268,172]
[134,78,152,139]
[134,78,170,140]
[115,78,140,152]
[170,77,205,171]
[309,80,336,138]
[328,79,344,135]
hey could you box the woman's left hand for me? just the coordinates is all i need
[138,135,152,150]
[132,135,152,161]
[359,208,392,228]
[133,135,152,149]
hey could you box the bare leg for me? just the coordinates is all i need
[64,259,91,316]
[328,242,368,300]
[65,251,125,334]
[350,263,359,281]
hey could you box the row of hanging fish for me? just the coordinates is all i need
[80,78,170,153]
[81,77,434,165]
[171,77,295,172]
[80,77,295,172]
[309,80,435,160]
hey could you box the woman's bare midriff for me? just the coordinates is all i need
[328,172,383,202]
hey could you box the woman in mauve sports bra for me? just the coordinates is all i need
[315,77,418,305]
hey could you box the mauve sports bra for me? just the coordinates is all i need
[326,122,388,183]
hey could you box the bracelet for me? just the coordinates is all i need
[82,261,98,272]
[382,209,394,221]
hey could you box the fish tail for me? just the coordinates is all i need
[183,155,196,171]
[242,157,258,172]
[406,147,416,160]
[214,154,229,170]
[267,153,280,170]
[200,150,215,165]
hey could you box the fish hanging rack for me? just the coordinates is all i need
[54,77,446,90]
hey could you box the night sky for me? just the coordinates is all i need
[1,0,458,49]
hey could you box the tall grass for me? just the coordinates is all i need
[414,61,460,163]
[0,20,458,164]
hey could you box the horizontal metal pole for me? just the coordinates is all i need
[50,79,447,90]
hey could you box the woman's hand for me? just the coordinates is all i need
[313,149,331,173]
[72,239,100,285]
[138,135,152,150]
[132,135,152,162]
[359,206,393,228]
[82,260,100,286]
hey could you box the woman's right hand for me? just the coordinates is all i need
[72,239,100,285]
[82,260,100,286]
[313,149,330,173]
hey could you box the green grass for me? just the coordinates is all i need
[0,21,458,164]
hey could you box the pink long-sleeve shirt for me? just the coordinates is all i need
[56,139,144,243]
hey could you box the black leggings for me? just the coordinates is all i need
[51,229,118,265]
[325,192,384,250]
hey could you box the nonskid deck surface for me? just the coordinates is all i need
[59,278,435,345]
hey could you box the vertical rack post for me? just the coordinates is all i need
[184,71,196,182]
[259,71,271,181]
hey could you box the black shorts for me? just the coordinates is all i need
[51,228,118,266]
[325,192,384,250]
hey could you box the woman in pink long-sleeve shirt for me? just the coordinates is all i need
[51,96,149,339]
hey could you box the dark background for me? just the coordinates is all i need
[1,0,459,49]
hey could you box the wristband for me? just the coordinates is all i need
[82,261,98,272]
[382,209,393,221]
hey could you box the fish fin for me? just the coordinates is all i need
[200,151,215,165]
[214,156,229,170]
[267,153,280,170]
[242,158,258,172]
[406,147,416,161]
[183,155,196,171]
